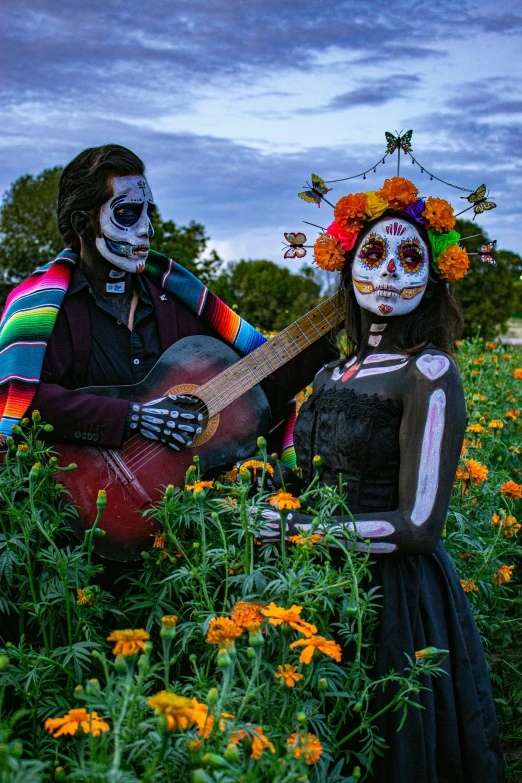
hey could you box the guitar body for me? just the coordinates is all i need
[56,336,271,561]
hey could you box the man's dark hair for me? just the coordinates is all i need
[339,209,463,357]
[58,144,145,252]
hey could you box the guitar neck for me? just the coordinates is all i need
[199,292,345,417]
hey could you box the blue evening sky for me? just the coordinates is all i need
[1,0,521,268]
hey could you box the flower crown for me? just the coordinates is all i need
[314,176,467,282]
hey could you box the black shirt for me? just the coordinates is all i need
[66,266,162,387]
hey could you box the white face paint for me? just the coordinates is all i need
[352,218,429,317]
[95,175,155,273]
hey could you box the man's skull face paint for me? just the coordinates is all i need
[352,218,429,317]
[96,175,155,273]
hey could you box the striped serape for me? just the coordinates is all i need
[0,249,296,466]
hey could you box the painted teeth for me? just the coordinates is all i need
[375,288,399,298]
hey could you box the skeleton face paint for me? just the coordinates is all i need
[352,218,429,317]
[95,175,155,273]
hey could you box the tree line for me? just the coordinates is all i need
[0,166,520,337]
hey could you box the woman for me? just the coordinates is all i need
[260,178,505,782]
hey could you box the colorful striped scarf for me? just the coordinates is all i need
[0,249,296,466]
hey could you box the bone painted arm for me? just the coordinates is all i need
[260,352,466,556]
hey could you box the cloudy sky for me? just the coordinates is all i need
[1,0,521,269]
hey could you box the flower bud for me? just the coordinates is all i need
[160,625,176,641]
[345,603,358,617]
[217,648,232,668]
[11,424,24,436]
[165,484,175,498]
[11,742,23,758]
[49,456,58,467]
[93,528,106,537]
[114,655,127,673]
[32,410,41,424]
[312,454,323,469]
[202,752,225,768]
[138,654,150,673]
[318,677,328,692]
[144,641,153,654]
[85,679,101,697]
[414,646,447,660]
[43,424,54,433]
[157,713,170,734]
[246,646,256,660]
[62,462,76,471]
[296,711,307,723]
[352,766,361,781]
[207,687,219,704]
[54,767,67,782]
[248,628,264,648]
[224,742,240,763]
[257,436,267,451]
[353,701,363,713]
[73,685,85,700]
[21,418,29,427]
[192,455,200,464]
[0,655,9,671]
[192,771,207,783]
[96,490,107,510]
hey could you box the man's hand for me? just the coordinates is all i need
[128,394,205,450]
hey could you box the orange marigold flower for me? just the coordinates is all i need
[240,459,274,478]
[314,234,346,272]
[491,511,520,538]
[230,726,275,760]
[467,424,484,433]
[436,245,469,282]
[206,617,242,647]
[509,446,521,454]
[231,601,266,632]
[290,635,342,664]
[492,565,515,585]
[460,446,467,457]
[500,481,522,500]
[151,530,166,548]
[376,177,418,210]
[486,341,496,350]
[488,419,504,430]
[261,602,317,637]
[505,409,520,421]
[513,369,522,380]
[288,532,323,548]
[459,552,472,560]
[274,663,303,687]
[106,629,149,657]
[334,192,369,231]
[185,480,213,494]
[286,731,323,765]
[422,196,456,233]
[44,708,109,738]
[465,459,488,485]
[268,490,300,510]
[474,357,486,365]
[460,579,478,593]
[147,691,210,735]
[224,466,238,482]
[76,587,96,607]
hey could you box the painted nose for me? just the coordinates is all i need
[387,259,396,273]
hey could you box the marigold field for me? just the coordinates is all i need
[0,338,521,782]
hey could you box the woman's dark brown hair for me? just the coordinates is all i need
[57,144,145,253]
[339,209,463,356]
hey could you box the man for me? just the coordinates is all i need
[4,144,332,468]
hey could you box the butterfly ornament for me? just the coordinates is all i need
[298,174,333,207]
[459,184,496,219]
[283,232,308,259]
[385,130,413,155]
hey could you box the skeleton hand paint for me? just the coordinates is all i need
[352,218,429,317]
[96,175,155,273]
[128,394,205,450]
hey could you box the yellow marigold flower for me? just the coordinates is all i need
[274,663,303,687]
[505,409,520,421]
[364,190,388,219]
[76,587,96,607]
[44,708,109,738]
[488,419,504,430]
[223,466,238,482]
[422,197,456,233]
[261,602,317,637]
[492,565,515,585]
[376,177,418,210]
[500,481,522,500]
[151,530,166,548]
[465,459,488,486]
[230,726,275,760]
[161,615,179,629]
[473,357,486,365]
[289,635,342,664]
[460,579,478,593]
[147,691,209,734]
[286,731,323,765]
[467,424,484,433]
[514,369,522,380]
[206,617,242,647]
[268,489,300,510]
[436,245,469,282]
[106,629,150,657]
[240,459,275,478]
[188,739,202,752]
[313,234,346,272]
[231,601,266,632]
[186,480,213,494]
[334,192,369,231]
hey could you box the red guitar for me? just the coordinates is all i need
[56,294,345,561]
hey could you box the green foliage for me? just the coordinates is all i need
[212,260,321,332]
[452,219,522,339]
[152,217,224,287]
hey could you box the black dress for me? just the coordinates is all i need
[294,385,505,783]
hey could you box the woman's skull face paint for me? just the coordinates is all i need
[96,175,155,273]
[351,218,429,317]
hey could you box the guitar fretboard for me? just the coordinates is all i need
[199,292,345,417]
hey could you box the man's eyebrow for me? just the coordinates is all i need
[110,195,127,209]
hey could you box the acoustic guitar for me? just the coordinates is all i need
[56,293,345,561]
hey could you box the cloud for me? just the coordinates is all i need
[298,75,422,113]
